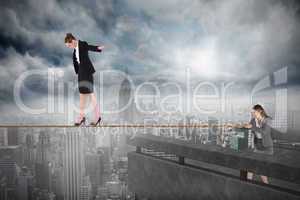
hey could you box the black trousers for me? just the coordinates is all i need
[240,137,273,180]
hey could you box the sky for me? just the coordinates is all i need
[0,0,300,123]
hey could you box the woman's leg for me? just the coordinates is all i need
[261,175,269,184]
[90,92,100,121]
[240,169,255,181]
[79,93,87,118]
[247,171,254,180]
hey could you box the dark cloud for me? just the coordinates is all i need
[0,0,300,120]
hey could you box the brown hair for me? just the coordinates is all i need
[253,104,271,119]
[64,33,76,43]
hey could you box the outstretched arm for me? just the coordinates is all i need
[86,42,104,52]
[243,118,255,128]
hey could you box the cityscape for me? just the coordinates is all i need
[0,0,300,199]
[1,66,299,199]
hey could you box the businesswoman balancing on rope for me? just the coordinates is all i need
[65,33,104,126]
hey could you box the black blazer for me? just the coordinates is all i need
[73,40,102,76]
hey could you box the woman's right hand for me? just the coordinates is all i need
[244,124,252,129]
[226,123,242,129]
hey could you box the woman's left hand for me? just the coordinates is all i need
[98,46,105,51]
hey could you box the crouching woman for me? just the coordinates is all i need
[242,104,274,184]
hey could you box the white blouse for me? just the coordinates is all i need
[75,42,80,63]
[255,118,262,139]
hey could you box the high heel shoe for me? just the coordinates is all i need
[74,116,86,126]
[89,117,101,126]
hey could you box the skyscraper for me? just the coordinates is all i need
[119,73,136,123]
[0,128,8,146]
[7,127,18,146]
[85,152,103,197]
[24,133,35,169]
[63,128,85,200]
[0,159,18,200]
[17,167,34,200]
[80,176,92,200]
[0,146,23,166]
[35,131,51,191]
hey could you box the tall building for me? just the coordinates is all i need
[208,117,219,143]
[7,127,18,146]
[0,128,8,146]
[31,188,56,200]
[63,128,85,200]
[0,159,18,200]
[80,176,92,200]
[0,183,8,200]
[36,131,51,163]
[17,167,34,200]
[85,152,103,197]
[24,134,36,169]
[106,180,122,199]
[52,168,64,200]
[118,74,136,123]
[96,186,109,200]
[0,146,23,166]
[113,132,132,159]
[35,131,51,191]
[97,147,112,184]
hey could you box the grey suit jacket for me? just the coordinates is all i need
[250,117,273,148]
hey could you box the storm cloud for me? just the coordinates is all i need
[0,0,299,122]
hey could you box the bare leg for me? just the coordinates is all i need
[247,172,254,180]
[90,92,100,122]
[79,93,87,118]
[261,175,269,184]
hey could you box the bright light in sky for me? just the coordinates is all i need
[187,47,218,78]
[174,40,219,79]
